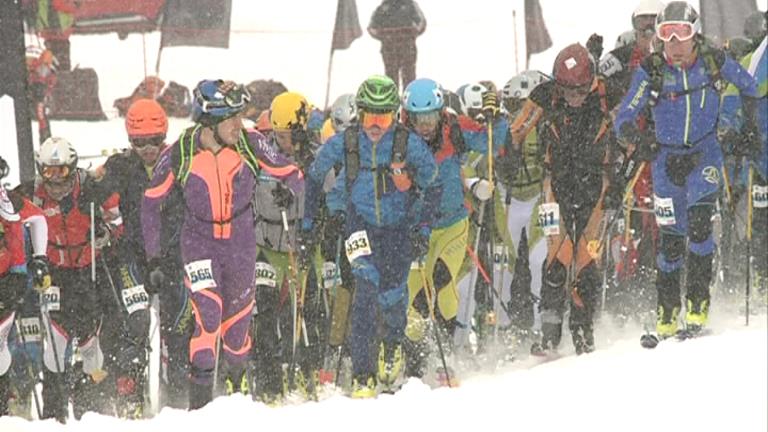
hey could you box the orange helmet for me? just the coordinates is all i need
[125,99,168,138]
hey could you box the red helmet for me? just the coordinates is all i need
[553,43,594,88]
[125,98,168,138]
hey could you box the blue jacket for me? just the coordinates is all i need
[304,125,437,229]
[615,44,758,152]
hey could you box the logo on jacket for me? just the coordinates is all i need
[702,166,720,185]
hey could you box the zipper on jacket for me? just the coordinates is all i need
[682,68,691,145]
[214,153,225,238]
[372,140,381,225]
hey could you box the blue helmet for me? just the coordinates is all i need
[192,79,251,126]
[403,78,444,113]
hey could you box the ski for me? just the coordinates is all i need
[640,327,713,349]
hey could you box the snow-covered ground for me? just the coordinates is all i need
[2,1,767,430]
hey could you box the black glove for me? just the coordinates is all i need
[481,91,499,119]
[722,128,761,159]
[145,257,166,293]
[321,212,346,260]
[603,183,624,210]
[297,227,317,269]
[620,122,658,162]
[28,255,51,292]
[498,145,523,189]
[409,226,431,260]
[586,33,604,64]
[271,183,295,209]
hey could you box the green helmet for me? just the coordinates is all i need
[355,75,400,112]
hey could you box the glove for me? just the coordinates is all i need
[481,91,499,119]
[271,183,295,209]
[498,145,523,189]
[93,222,113,249]
[586,33,604,64]
[29,255,51,292]
[409,225,431,260]
[470,178,493,201]
[620,122,657,162]
[721,128,760,159]
[146,257,166,293]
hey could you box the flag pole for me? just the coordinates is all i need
[513,9,519,74]
[323,49,335,110]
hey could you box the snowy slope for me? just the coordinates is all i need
[0,313,765,432]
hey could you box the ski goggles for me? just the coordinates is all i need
[196,82,251,114]
[656,21,696,42]
[409,110,441,128]
[361,111,395,130]
[40,164,72,180]
[130,135,165,149]
[632,15,657,36]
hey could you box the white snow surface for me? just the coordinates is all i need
[2,1,768,430]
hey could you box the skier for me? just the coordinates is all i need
[399,77,500,381]
[614,2,759,339]
[301,75,437,398]
[0,159,50,417]
[15,137,122,421]
[719,24,767,306]
[90,98,190,413]
[142,79,261,409]
[249,91,322,403]
[507,43,625,354]
[321,93,358,144]
[368,0,427,90]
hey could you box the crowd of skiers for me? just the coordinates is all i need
[0,0,766,421]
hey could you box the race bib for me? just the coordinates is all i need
[184,259,216,292]
[40,286,60,312]
[753,185,768,209]
[322,262,341,290]
[653,195,676,226]
[254,262,277,288]
[121,285,150,314]
[345,230,372,262]
[538,202,561,236]
[19,317,41,343]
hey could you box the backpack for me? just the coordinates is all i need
[343,124,411,191]
[643,36,727,106]
[172,125,260,186]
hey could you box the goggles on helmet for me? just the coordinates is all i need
[409,110,441,129]
[40,165,72,181]
[198,84,251,114]
[361,111,395,130]
[130,135,165,149]
[656,21,696,42]
[558,81,592,98]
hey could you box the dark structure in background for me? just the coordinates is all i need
[524,0,552,68]
[368,0,426,91]
[700,0,758,45]
[1,0,35,183]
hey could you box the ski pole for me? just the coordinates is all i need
[455,200,485,348]
[417,259,452,388]
[746,166,753,326]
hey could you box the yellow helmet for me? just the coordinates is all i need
[269,91,310,131]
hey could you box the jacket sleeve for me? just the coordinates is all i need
[613,66,652,138]
[721,53,760,99]
[459,115,504,155]
[303,135,344,228]
[406,133,438,190]
[142,146,176,258]
[19,198,48,257]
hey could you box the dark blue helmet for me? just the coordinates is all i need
[192,79,251,126]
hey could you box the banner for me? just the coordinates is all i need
[160,0,232,48]
[331,0,362,51]
[525,0,552,63]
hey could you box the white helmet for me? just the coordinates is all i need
[456,83,487,117]
[35,136,78,175]
[329,93,357,132]
[633,0,665,19]
[615,30,637,49]
[502,70,549,101]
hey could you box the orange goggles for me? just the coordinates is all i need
[656,21,695,42]
[40,165,72,180]
[361,111,395,130]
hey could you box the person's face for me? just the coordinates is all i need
[215,114,244,146]
[130,135,164,166]
[663,36,696,66]
[360,110,395,143]
[633,15,657,48]
[560,82,591,108]
[40,166,75,200]
[274,129,294,155]
[409,110,441,142]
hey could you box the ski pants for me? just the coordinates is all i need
[406,217,467,337]
[182,231,256,385]
[652,140,721,310]
[345,213,412,377]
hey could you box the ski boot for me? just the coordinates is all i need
[656,305,680,339]
[350,374,376,399]
[570,323,595,355]
[116,374,145,419]
[188,367,214,410]
[530,322,561,356]
[294,367,320,401]
[224,368,250,396]
[377,341,403,391]
[684,299,709,334]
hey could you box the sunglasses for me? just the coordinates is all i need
[361,111,395,130]
[197,84,251,114]
[130,135,165,149]
[409,111,441,128]
[656,21,696,42]
[40,165,72,180]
